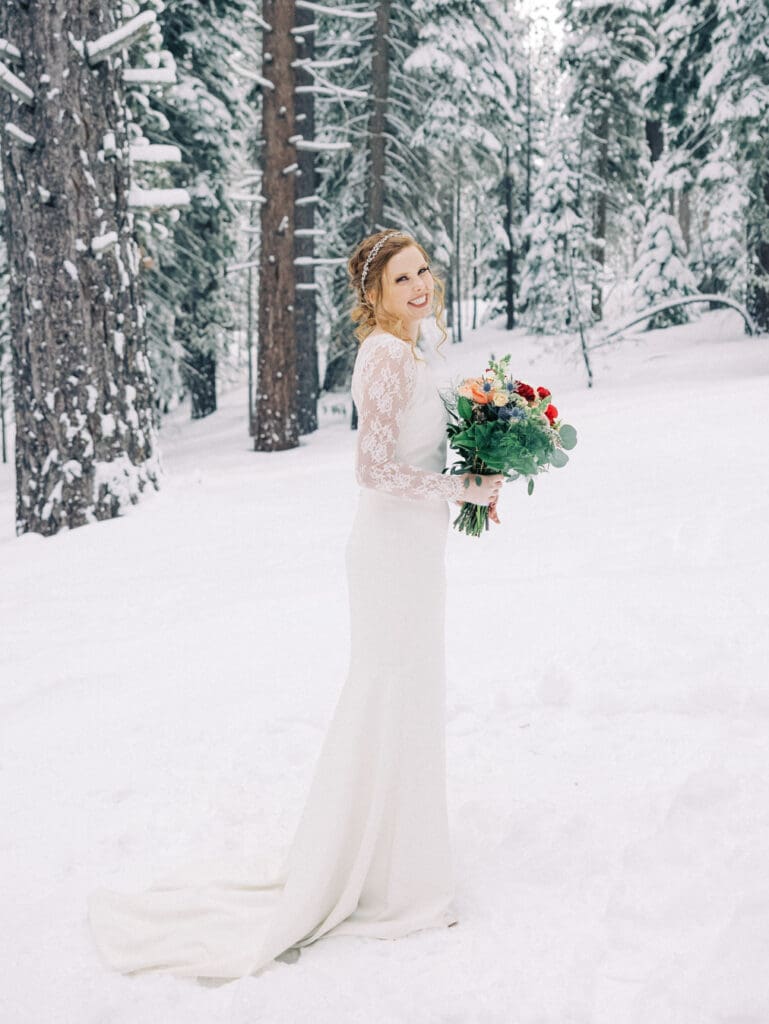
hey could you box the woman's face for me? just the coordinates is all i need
[370,244,434,330]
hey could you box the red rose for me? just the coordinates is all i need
[537,386,551,398]
[515,382,536,401]
[545,403,558,422]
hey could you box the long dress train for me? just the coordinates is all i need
[87,331,466,978]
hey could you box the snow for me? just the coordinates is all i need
[4,122,35,147]
[63,259,79,282]
[128,185,191,210]
[1,312,768,1022]
[91,231,118,255]
[86,10,157,66]
[0,60,34,104]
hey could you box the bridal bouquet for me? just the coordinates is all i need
[441,354,578,537]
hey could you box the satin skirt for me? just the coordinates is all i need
[88,489,457,979]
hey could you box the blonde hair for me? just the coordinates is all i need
[347,229,448,358]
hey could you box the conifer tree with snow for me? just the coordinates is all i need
[406,0,525,336]
[700,0,769,330]
[519,114,593,335]
[631,194,698,328]
[560,0,653,321]
[0,3,162,535]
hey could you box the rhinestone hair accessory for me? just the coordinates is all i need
[360,231,405,296]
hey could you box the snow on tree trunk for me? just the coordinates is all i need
[253,0,298,452]
[294,3,318,436]
[0,1,160,537]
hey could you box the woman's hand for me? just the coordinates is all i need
[488,494,501,524]
[455,472,504,507]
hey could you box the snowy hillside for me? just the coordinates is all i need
[1,312,768,1024]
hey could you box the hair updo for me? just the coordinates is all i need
[347,229,448,353]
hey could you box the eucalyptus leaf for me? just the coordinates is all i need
[559,423,578,450]
[550,447,569,468]
[527,478,534,495]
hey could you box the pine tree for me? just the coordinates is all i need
[519,114,593,335]
[0,4,161,535]
[702,0,769,330]
[561,0,653,320]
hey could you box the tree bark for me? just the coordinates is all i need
[294,3,318,436]
[366,0,390,232]
[0,0,160,536]
[254,0,298,452]
[747,165,769,332]
[591,98,609,321]
[504,143,516,330]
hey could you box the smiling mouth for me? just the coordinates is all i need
[408,295,429,308]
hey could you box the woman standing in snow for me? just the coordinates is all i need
[88,230,503,978]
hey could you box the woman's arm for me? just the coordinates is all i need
[354,338,466,502]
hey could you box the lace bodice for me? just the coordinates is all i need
[350,332,465,502]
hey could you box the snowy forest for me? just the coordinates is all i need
[0,0,766,536]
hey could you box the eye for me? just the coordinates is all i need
[396,266,429,283]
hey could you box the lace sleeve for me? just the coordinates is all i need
[353,337,465,502]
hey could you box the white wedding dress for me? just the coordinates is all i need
[88,331,466,979]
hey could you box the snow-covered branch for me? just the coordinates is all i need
[0,62,34,105]
[5,122,35,147]
[295,228,326,237]
[291,22,319,35]
[229,192,267,203]
[295,84,368,100]
[123,67,177,85]
[226,258,261,274]
[91,231,118,254]
[227,55,275,90]
[292,57,356,69]
[294,256,347,266]
[129,143,181,164]
[86,11,156,66]
[128,185,190,210]
[296,1,376,19]
[0,39,21,62]
[289,134,351,151]
[590,295,756,349]
[296,283,319,291]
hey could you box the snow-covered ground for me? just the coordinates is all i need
[1,311,768,1024]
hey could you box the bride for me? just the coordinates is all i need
[88,229,503,979]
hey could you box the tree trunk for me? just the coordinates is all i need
[454,174,463,342]
[294,4,318,436]
[254,0,298,452]
[747,166,769,332]
[366,0,390,232]
[0,1,160,537]
[591,99,609,322]
[504,143,516,330]
[677,189,691,252]
[179,326,216,420]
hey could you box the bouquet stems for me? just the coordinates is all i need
[452,457,491,537]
